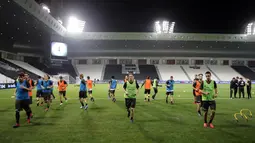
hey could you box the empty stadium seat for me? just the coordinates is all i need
[0,73,14,83]
[231,66,255,80]
[156,65,189,81]
[208,65,242,81]
[76,65,104,80]
[135,65,158,80]
[182,65,218,81]
[104,65,123,80]
[5,59,47,78]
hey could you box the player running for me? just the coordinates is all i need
[200,71,218,128]
[35,76,43,106]
[192,74,198,104]
[123,73,139,123]
[109,76,117,102]
[166,76,175,104]
[58,76,68,105]
[79,74,88,110]
[25,73,35,105]
[193,76,202,116]
[141,76,153,102]
[13,73,33,128]
[152,77,161,100]
[87,76,95,102]
[41,75,53,111]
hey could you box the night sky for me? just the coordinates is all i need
[38,0,254,34]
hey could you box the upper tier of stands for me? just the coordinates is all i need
[208,65,242,81]
[76,65,104,80]
[231,66,255,80]
[182,65,218,81]
[156,65,189,81]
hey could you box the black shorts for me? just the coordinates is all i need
[193,90,196,97]
[202,101,216,111]
[153,87,158,93]
[36,90,43,97]
[59,91,66,96]
[125,98,136,109]
[88,90,92,94]
[144,89,151,94]
[29,96,32,104]
[43,92,51,101]
[15,99,31,111]
[79,91,87,98]
[166,91,174,95]
[109,90,115,94]
[195,96,202,103]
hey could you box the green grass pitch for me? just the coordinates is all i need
[0,84,254,143]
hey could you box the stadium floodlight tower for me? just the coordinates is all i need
[40,3,50,13]
[67,16,86,33]
[154,20,175,33]
[245,22,255,35]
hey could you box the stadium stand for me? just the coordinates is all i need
[182,65,218,81]
[43,62,77,79]
[0,58,38,79]
[208,65,242,81]
[104,65,122,80]
[231,66,255,80]
[5,59,47,78]
[0,73,14,83]
[135,65,159,80]
[156,65,190,81]
[76,65,104,80]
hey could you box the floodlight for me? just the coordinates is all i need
[155,21,161,33]
[154,21,175,33]
[41,4,50,13]
[67,16,86,33]
[162,21,169,33]
[169,22,175,33]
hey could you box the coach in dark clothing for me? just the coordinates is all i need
[230,77,236,99]
[238,78,245,98]
[234,77,239,98]
[246,79,252,99]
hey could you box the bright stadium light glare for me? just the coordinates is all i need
[41,4,50,13]
[155,21,161,33]
[162,21,169,33]
[67,16,86,33]
[246,22,254,35]
[169,22,175,33]
[154,20,175,33]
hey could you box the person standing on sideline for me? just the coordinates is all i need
[238,78,245,98]
[230,77,236,99]
[246,78,252,99]
[234,76,239,98]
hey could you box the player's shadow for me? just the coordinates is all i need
[29,122,56,126]
[33,116,61,119]
[90,106,108,111]
[0,106,13,112]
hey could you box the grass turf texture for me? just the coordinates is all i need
[0,84,254,143]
